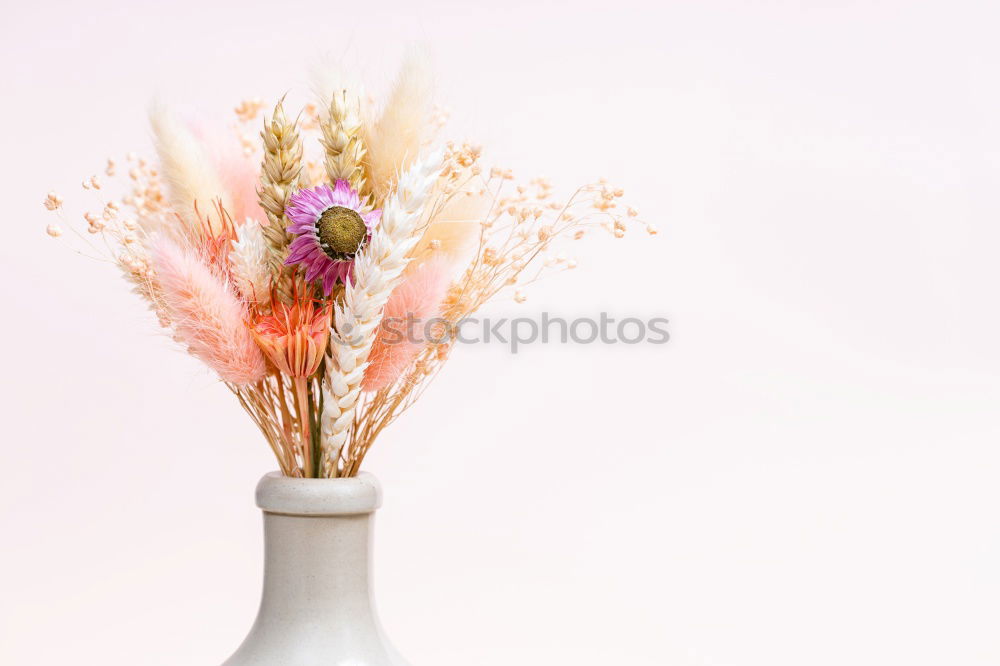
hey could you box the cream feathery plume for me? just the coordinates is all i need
[321,149,444,475]
[309,56,363,118]
[149,103,231,235]
[362,48,433,203]
[320,90,366,194]
[230,220,272,304]
[410,188,489,269]
[150,235,266,385]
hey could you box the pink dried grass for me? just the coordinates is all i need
[362,258,451,392]
[213,139,264,226]
[151,235,266,385]
[185,113,264,226]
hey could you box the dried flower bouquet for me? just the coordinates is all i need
[45,54,654,478]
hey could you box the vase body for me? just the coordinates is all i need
[223,471,409,666]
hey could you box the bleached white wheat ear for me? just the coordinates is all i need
[321,149,444,475]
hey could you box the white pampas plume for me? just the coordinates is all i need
[310,55,365,118]
[230,220,272,304]
[322,149,444,474]
[363,48,434,202]
[149,102,231,235]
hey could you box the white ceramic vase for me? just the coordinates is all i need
[223,471,409,666]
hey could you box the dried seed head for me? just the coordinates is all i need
[43,192,63,211]
[316,206,367,258]
[234,98,264,123]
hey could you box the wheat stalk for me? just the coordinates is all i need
[321,149,444,476]
[258,99,303,299]
[320,90,366,194]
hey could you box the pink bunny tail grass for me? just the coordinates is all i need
[151,236,267,385]
[187,114,264,226]
[362,258,452,393]
[214,140,264,225]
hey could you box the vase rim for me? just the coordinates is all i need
[255,471,383,516]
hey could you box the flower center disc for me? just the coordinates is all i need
[317,206,367,259]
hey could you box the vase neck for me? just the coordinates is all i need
[252,472,384,626]
[261,509,376,615]
[260,510,376,615]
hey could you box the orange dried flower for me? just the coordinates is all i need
[253,296,332,378]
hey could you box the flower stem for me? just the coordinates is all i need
[293,376,312,477]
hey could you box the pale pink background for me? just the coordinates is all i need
[4,1,1000,664]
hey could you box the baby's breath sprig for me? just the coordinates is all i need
[349,143,652,461]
